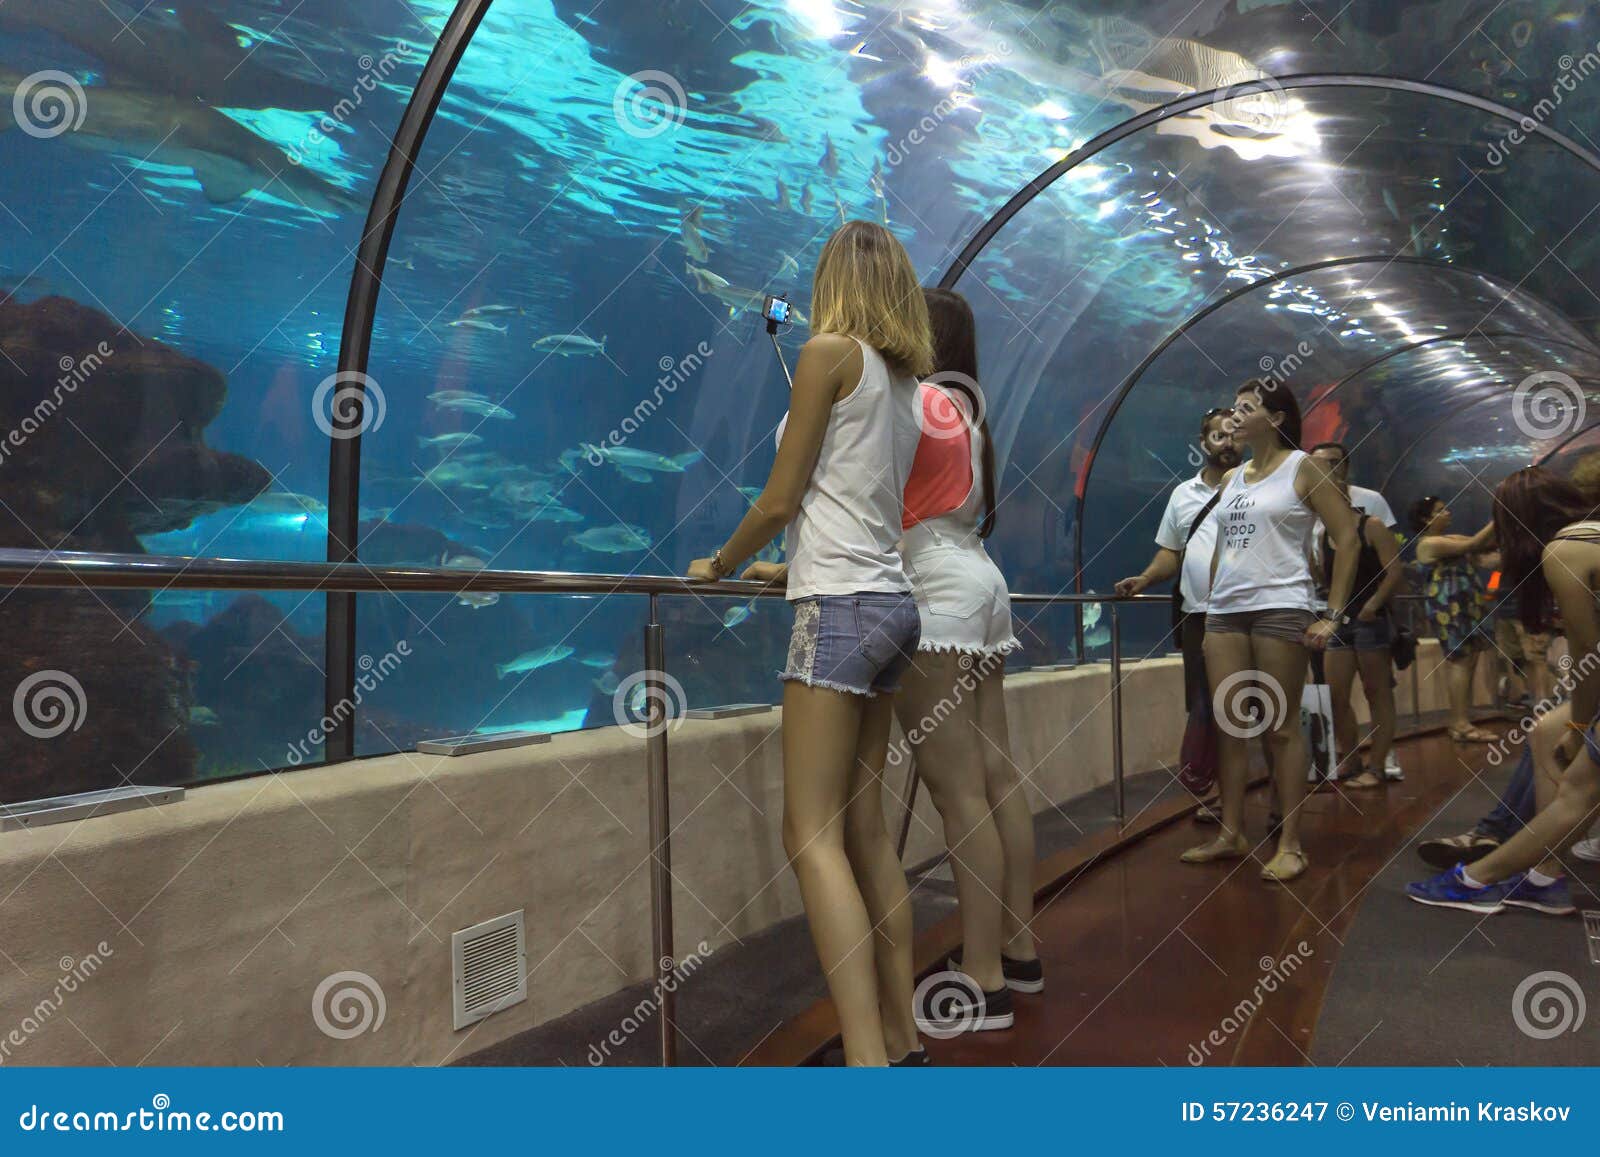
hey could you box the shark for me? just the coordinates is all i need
[0,0,345,110]
[0,68,362,214]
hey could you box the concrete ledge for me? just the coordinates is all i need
[0,640,1485,1066]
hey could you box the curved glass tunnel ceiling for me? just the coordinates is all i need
[2,0,1600,792]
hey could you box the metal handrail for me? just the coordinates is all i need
[0,545,1433,1065]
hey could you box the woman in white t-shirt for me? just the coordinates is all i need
[688,221,929,1066]
[1182,378,1360,883]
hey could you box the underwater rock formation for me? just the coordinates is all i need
[0,295,270,803]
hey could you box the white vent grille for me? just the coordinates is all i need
[452,911,528,1030]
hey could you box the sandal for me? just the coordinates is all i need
[1341,770,1384,790]
[1448,726,1497,743]
[1181,835,1248,863]
[1261,848,1309,883]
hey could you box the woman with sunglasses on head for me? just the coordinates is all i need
[894,288,1036,1031]
[1408,467,1600,917]
[687,221,929,1066]
[1182,378,1360,884]
[1408,495,1497,743]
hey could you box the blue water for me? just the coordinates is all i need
[1,0,1592,796]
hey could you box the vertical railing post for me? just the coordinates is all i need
[644,594,677,1066]
[1110,600,1125,824]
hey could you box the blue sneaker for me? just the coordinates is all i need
[1405,864,1516,913]
[1505,874,1577,916]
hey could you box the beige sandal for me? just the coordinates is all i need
[1261,849,1309,883]
[1448,725,1497,743]
[1181,836,1249,864]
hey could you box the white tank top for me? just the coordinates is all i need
[784,337,921,600]
[1205,449,1317,614]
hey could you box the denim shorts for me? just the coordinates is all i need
[1326,611,1393,652]
[781,592,921,697]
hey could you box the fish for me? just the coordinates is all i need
[584,445,702,473]
[1084,625,1111,650]
[737,486,764,503]
[418,432,484,451]
[427,389,486,405]
[433,396,516,420]
[448,318,509,334]
[495,645,576,680]
[722,604,753,629]
[526,503,585,524]
[0,67,363,214]
[463,304,525,317]
[0,0,346,111]
[249,491,327,516]
[819,133,840,180]
[1083,602,1102,630]
[568,524,652,554]
[531,333,607,357]
[775,253,800,279]
[800,184,814,214]
[687,267,807,323]
[578,652,615,669]
[593,671,620,696]
[188,705,221,726]
[617,466,653,483]
[680,205,711,262]
[556,449,585,474]
[494,478,554,505]
[390,256,416,272]
[456,592,500,610]
[441,550,488,569]
[775,178,791,211]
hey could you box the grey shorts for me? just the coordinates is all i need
[1204,608,1317,644]
[781,592,921,697]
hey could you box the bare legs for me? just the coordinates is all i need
[781,682,913,1065]
[976,665,1037,962]
[895,652,1007,992]
[1472,704,1600,885]
[1324,647,1364,781]
[1186,630,1311,878]
[1445,651,1491,738]
[1325,646,1396,786]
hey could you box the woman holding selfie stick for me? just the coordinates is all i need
[688,221,929,1066]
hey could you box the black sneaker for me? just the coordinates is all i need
[947,952,1044,994]
[916,976,1014,1033]
[890,1047,932,1067]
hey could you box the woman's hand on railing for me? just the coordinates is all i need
[740,561,788,587]
[686,557,723,582]
[1112,575,1150,597]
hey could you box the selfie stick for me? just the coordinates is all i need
[768,325,794,390]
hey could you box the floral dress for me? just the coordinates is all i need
[1422,557,1488,659]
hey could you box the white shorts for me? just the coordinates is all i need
[901,537,1019,657]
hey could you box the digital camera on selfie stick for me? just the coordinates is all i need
[762,293,795,390]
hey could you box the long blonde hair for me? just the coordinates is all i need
[810,221,933,379]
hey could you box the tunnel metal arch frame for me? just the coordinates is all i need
[317,52,1600,758]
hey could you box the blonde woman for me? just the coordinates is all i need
[690,221,930,1066]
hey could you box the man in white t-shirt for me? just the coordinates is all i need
[1308,442,1405,781]
[1116,407,1239,712]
